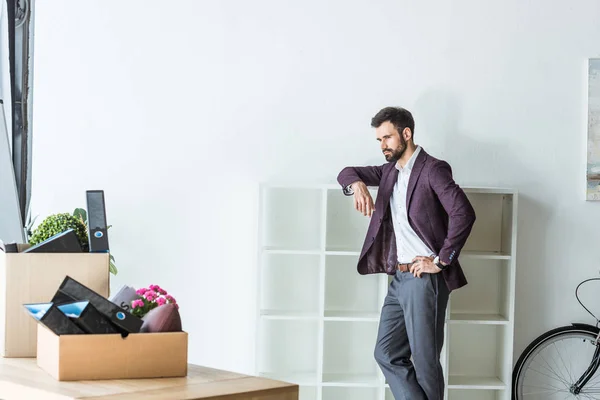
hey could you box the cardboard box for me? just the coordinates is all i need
[36,325,188,381]
[0,248,109,357]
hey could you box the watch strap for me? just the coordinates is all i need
[433,256,448,271]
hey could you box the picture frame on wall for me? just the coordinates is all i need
[587,58,600,201]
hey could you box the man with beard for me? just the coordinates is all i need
[337,106,476,400]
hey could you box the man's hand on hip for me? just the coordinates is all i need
[410,255,441,278]
[351,181,375,217]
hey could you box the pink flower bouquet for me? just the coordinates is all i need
[131,284,178,318]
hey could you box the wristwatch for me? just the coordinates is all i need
[433,256,448,271]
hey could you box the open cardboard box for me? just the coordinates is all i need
[37,324,188,381]
[0,244,109,357]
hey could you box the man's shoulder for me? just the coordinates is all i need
[361,161,396,173]
[382,161,396,171]
[420,149,449,169]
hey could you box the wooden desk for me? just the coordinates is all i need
[0,358,298,399]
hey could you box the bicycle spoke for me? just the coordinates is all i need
[579,379,600,390]
[581,380,600,392]
[521,384,573,396]
[533,351,571,387]
[583,358,600,385]
[522,366,569,392]
[550,341,577,385]
[583,373,600,387]
[554,341,576,384]
[530,356,570,386]
[580,392,598,399]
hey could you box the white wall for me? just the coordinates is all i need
[31,0,600,374]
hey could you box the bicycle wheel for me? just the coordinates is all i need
[512,324,600,399]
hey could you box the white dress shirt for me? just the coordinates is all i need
[390,146,435,263]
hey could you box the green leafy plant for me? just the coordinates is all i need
[28,208,118,275]
[29,213,89,249]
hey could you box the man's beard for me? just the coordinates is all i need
[383,139,406,162]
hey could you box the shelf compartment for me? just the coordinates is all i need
[260,253,320,316]
[447,313,508,325]
[463,192,514,255]
[321,373,380,387]
[325,255,381,317]
[461,250,511,260]
[257,319,319,385]
[259,372,317,387]
[299,385,318,400]
[323,310,379,321]
[448,389,507,400]
[325,188,376,252]
[260,310,319,320]
[449,259,511,321]
[324,250,361,256]
[322,387,379,399]
[447,324,511,391]
[322,321,380,386]
[448,375,506,389]
[261,187,322,251]
[264,249,321,255]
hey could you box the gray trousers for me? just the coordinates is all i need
[374,270,450,400]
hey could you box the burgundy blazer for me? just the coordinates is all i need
[337,148,476,292]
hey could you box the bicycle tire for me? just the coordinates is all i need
[512,324,600,399]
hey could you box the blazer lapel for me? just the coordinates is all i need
[381,163,399,210]
[406,149,427,210]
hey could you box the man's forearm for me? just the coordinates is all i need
[337,165,383,193]
[438,209,476,264]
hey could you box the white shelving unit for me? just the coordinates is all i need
[256,183,518,400]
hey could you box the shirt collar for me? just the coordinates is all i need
[396,145,421,172]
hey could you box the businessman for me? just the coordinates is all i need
[337,107,476,400]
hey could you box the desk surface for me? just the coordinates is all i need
[0,359,298,400]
